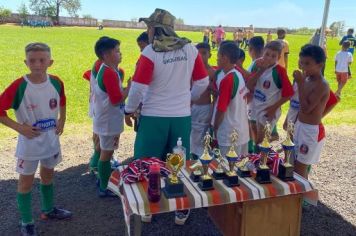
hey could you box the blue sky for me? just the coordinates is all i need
[1,0,355,28]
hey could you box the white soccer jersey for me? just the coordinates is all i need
[211,68,249,146]
[0,75,66,160]
[92,63,125,136]
[125,43,209,117]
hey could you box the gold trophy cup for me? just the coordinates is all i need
[278,121,295,181]
[198,132,214,191]
[223,130,240,187]
[236,156,252,177]
[256,122,272,184]
[162,153,186,198]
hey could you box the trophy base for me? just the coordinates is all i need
[278,165,295,182]
[189,172,202,182]
[255,167,271,184]
[212,170,226,180]
[162,178,186,198]
[198,177,214,191]
[223,173,240,187]
[237,168,252,178]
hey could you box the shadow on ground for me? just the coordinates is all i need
[0,164,354,236]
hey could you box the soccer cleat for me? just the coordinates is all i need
[174,209,190,225]
[98,188,117,198]
[141,214,152,223]
[40,207,72,220]
[20,223,37,236]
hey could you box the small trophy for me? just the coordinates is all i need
[223,130,240,187]
[198,132,214,191]
[278,121,295,181]
[236,156,252,177]
[255,122,272,184]
[162,153,186,198]
[212,148,227,180]
[189,160,203,182]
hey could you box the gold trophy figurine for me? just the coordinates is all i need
[236,156,252,178]
[212,148,227,180]
[223,129,240,187]
[162,153,186,198]
[278,120,295,181]
[255,122,272,184]
[198,132,214,191]
[189,160,203,182]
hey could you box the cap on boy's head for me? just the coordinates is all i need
[137,31,149,44]
[196,42,211,51]
[249,36,265,52]
[265,40,283,54]
[219,40,240,64]
[95,36,120,59]
[25,42,51,55]
[342,40,351,49]
[299,44,326,64]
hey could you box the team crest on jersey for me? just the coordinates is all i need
[49,98,57,110]
[263,80,271,89]
[290,100,300,109]
[300,144,309,154]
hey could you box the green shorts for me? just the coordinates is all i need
[134,115,191,161]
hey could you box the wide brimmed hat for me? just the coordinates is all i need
[139,8,175,29]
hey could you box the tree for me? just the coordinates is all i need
[176,17,184,25]
[82,14,93,19]
[18,2,29,22]
[329,21,345,37]
[0,6,11,24]
[29,0,81,23]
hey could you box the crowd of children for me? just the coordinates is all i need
[0,8,350,235]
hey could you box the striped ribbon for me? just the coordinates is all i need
[246,151,284,175]
[120,158,171,184]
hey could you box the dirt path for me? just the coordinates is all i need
[0,125,355,235]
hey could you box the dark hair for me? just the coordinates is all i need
[277,28,286,35]
[299,44,326,64]
[137,32,149,44]
[219,40,239,63]
[95,36,120,59]
[347,28,354,34]
[342,40,351,48]
[249,36,265,53]
[196,42,211,51]
[265,40,283,54]
[237,48,245,61]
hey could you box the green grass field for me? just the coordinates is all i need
[0,25,355,138]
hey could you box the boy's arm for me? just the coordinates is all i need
[191,54,209,101]
[323,90,338,117]
[213,75,233,133]
[103,68,124,106]
[0,82,40,138]
[246,59,268,90]
[294,70,328,114]
[284,42,289,70]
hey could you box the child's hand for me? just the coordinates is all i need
[18,124,40,139]
[56,118,65,135]
[293,70,304,84]
[264,105,276,120]
[255,58,269,71]
[125,114,134,127]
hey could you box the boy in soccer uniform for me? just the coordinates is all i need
[190,43,216,159]
[246,41,294,145]
[92,37,130,197]
[0,43,72,236]
[276,29,289,70]
[292,44,331,179]
[212,41,249,156]
[335,41,353,97]
[137,32,149,52]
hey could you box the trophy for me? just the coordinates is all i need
[278,121,295,181]
[236,156,252,177]
[198,132,214,191]
[212,148,227,180]
[162,153,186,198]
[189,160,203,182]
[255,122,272,184]
[223,130,240,187]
